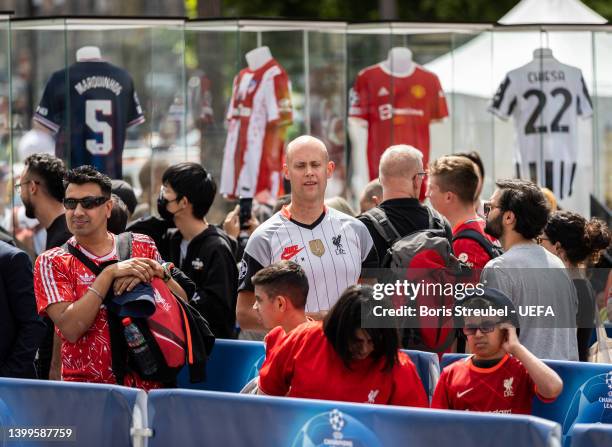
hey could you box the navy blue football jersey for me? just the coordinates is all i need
[34,60,145,179]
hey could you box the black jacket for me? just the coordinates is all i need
[128,217,238,339]
[166,227,238,339]
[0,241,46,378]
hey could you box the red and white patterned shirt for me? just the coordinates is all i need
[220,58,292,200]
[34,232,163,390]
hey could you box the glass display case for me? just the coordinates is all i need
[2,18,609,252]
[346,22,610,218]
[346,22,494,200]
[8,17,185,254]
[184,19,347,222]
[490,25,598,216]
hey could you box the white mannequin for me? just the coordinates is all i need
[533,47,555,60]
[76,46,102,61]
[349,46,416,195]
[245,46,273,71]
[380,47,415,77]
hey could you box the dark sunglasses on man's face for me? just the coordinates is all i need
[63,196,109,210]
[462,320,498,336]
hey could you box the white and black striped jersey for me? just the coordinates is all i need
[238,206,377,312]
[489,57,593,200]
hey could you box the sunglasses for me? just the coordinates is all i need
[462,320,498,336]
[63,196,109,210]
[483,202,501,216]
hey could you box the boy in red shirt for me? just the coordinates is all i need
[432,288,563,414]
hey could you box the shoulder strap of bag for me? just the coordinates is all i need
[63,242,103,276]
[115,232,133,261]
[453,229,497,259]
[364,207,402,244]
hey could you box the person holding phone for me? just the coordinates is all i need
[431,288,563,414]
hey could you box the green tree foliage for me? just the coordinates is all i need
[222,0,612,22]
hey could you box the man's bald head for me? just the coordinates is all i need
[286,135,329,164]
[379,145,423,181]
[378,145,425,200]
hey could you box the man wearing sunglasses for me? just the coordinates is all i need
[33,165,178,390]
[432,288,563,414]
[480,179,578,361]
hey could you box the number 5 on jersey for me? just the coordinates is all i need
[86,99,113,155]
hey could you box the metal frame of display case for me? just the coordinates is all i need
[0,17,608,221]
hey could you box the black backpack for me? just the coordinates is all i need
[452,228,503,260]
[364,206,464,353]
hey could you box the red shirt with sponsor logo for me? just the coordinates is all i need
[258,321,428,407]
[431,354,554,414]
[452,218,496,271]
[34,233,163,390]
[349,64,448,180]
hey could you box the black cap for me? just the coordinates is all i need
[111,179,137,215]
[455,287,520,329]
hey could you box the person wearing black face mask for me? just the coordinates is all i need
[157,191,177,223]
[129,163,238,339]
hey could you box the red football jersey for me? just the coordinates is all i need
[220,58,292,200]
[431,354,554,414]
[34,233,164,390]
[349,64,448,180]
[452,218,496,270]
[258,321,428,407]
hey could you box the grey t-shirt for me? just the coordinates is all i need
[481,243,578,361]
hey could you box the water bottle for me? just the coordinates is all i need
[122,317,158,376]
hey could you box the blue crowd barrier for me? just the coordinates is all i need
[570,423,612,447]
[440,352,469,369]
[401,349,440,399]
[0,378,148,447]
[147,389,561,447]
[177,338,265,392]
[440,354,612,446]
[177,339,440,397]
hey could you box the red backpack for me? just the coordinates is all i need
[64,232,214,385]
[364,206,466,354]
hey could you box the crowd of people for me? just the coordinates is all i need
[1,134,611,416]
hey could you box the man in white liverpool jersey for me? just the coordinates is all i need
[489,49,593,201]
[236,136,378,331]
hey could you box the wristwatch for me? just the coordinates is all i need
[161,262,174,283]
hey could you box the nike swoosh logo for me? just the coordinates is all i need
[457,388,474,398]
[281,246,304,261]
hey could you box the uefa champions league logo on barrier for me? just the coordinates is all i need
[562,370,612,440]
[329,409,345,439]
[291,409,382,447]
[606,371,612,397]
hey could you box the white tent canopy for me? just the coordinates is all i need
[499,0,606,25]
[425,0,609,98]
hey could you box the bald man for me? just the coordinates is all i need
[359,179,382,214]
[236,135,378,333]
[358,144,452,265]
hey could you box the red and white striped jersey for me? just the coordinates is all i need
[220,58,292,200]
[34,232,163,390]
